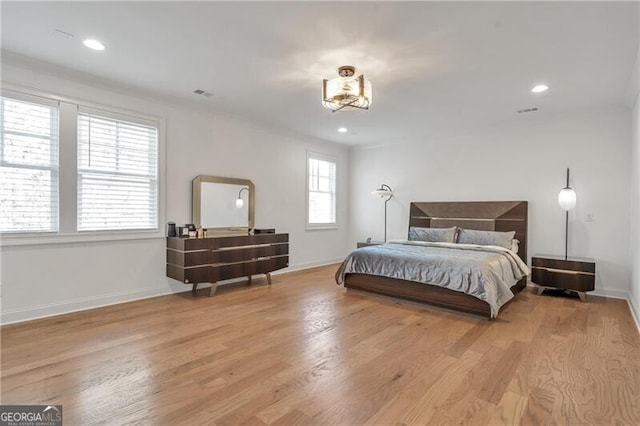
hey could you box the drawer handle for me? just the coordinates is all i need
[533,266,595,276]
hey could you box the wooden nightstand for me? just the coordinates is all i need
[357,241,384,248]
[531,255,596,302]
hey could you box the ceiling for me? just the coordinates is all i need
[2,1,638,146]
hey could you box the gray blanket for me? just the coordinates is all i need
[335,240,530,317]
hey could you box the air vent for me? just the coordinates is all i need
[193,89,213,97]
[517,107,539,114]
[54,29,74,39]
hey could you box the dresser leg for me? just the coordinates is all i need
[266,273,272,285]
[192,283,198,293]
[577,291,587,302]
[209,283,218,297]
[247,275,252,285]
[535,286,545,295]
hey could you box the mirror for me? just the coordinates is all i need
[192,175,255,233]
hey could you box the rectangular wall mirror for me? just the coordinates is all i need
[192,175,255,234]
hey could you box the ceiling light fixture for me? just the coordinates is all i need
[531,84,549,93]
[322,65,372,112]
[337,127,348,133]
[83,39,105,51]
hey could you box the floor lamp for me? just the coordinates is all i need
[371,184,394,242]
[557,168,577,260]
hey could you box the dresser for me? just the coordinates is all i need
[531,255,595,302]
[356,241,384,248]
[166,233,289,295]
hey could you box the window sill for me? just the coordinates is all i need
[0,230,164,247]
[306,224,338,231]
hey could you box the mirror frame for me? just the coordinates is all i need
[192,175,255,233]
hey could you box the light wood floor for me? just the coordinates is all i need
[2,265,639,425]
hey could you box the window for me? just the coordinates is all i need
[0,94,59,233]
[78,110,158,231]
[307,152,337,228]
[0,88,163,243]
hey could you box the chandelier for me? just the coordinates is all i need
[322,65,372,112]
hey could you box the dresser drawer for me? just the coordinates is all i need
[167,264,215,284]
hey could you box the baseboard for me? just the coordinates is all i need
[273,257,343,275]
[1,257,345,325]
[525,284,628,300]
[1,286,191,325]
[629,297,640,335]
[591,288,629,300]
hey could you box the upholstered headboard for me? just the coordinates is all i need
[408,201,528,263]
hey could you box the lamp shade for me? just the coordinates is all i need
[236,187,249,209]
[371,188,393,198]
[558,187,576,211]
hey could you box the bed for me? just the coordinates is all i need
[336,201,529,318]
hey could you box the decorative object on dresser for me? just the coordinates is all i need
[558,167,577,260]
[356,241,384,248]
[371,184,394,242]
[338,201,529,319]
[531,255,595,302]
[167,233,289,296]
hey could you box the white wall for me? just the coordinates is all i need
[630,69,640,329]
[0,60,350,323]
[350,106,632,298]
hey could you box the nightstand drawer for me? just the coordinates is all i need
[531,257,596,292]
[531,257,595,274]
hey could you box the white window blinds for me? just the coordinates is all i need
[0,94,59,233]
[307,154,336,226]
[77,109,158,231]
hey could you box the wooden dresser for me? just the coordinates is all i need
[166,233,289,295]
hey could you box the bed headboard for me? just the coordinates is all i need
[408,201,528,263]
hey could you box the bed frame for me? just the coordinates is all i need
[344,201,528,318]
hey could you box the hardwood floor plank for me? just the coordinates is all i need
[2,264,639,425]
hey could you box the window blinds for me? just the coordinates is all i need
[0,95,59,233]
[308,155,336,225]
[77,109,158,231]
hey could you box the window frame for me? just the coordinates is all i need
[0,85,166,246]
[305,151,338,230]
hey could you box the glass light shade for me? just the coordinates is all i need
[235,198,244,208]
[323,75,372,111]
[558,187,576,211]
[371,188,393,198]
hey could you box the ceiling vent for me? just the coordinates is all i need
[54,29,74,39]
[516,107,539,114]
[193,89,213,97]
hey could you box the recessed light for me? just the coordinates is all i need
[83,39,105,51]
[337,127,348,133]
[531,84,549,93]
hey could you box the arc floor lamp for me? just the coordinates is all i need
[372,184,394,242]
